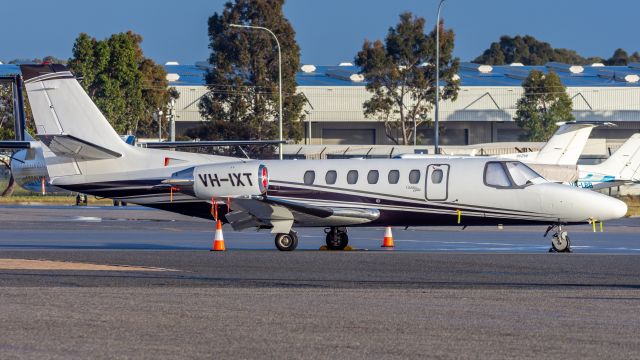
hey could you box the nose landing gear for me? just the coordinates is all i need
[544,224,571,253]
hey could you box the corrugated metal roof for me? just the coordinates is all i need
[0,64,20,77]
[2,62,639,87]
[163,63,640,87]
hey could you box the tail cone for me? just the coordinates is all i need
[211,219,225,251]
[381,226,394,248]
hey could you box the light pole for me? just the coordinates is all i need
[434,0,446,154]
[230,23,283,160]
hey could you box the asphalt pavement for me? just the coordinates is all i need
[0,205,639,359]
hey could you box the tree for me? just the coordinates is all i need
[7,56,67,65]
[1,83,19,196]
[198,0,305,150]
[474,35,602,65]
[604,48,640,66]
[515,70,574,141]
[68,31,177,137]
[355,12,460,145]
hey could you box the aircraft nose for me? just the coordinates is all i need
[591,194,628,221]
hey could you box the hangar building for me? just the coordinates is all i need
[165,61,640,145]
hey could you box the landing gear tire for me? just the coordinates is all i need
[275,231,299,251]
[551,231,571,252]
[325,227,348,250]
[545,224,572,253]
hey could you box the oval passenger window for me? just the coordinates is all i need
[388,170,400,184]
[303,170,315,185]
[367,170,379,184]
[325,170,337,185]
[347,170,358,184]
[431,169,443,184]
[347,170,359,184]
[409,170,421,184]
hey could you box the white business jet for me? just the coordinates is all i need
[14,64,628,252]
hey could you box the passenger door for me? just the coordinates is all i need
[425,164,449,201]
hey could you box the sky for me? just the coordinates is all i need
[0,0,638,65]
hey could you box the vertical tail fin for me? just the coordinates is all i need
[20,64,129,159]
[534,122,597,165]
[588,134,640,181]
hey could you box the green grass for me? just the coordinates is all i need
[0,179,113,205]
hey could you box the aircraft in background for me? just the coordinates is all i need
[576,134,640,189]
[498,121,602,166]
[11,63,628,253]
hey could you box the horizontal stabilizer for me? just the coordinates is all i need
[0,141,31,150]
[38,134,122,160]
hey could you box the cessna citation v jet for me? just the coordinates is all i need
[17,64,628,252]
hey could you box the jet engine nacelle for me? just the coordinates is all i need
[192,162,268,199]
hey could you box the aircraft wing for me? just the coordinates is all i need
[141,140,286,149]
[0,141,31,150]
[225,196,380,233]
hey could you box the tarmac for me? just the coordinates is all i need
[0,205,639,359]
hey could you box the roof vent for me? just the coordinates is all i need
[629,62,640,70]
[591,63,605,67]
[301,64,316,73]
[165,61,180,66]
[338,62,354,67]
[546,62,584,74]
[510,62,524,66]
[461,62,493,73]
[166,73,180,82]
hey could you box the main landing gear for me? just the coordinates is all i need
[275,231,299,251]
[544,224,571,253]
[325,227,349,250]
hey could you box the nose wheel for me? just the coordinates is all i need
[325,227,349,250]
[544,224,572,253]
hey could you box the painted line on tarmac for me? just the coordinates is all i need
[0,259,178,272]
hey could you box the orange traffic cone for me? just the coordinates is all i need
[211,219,225,251]
[381,226,394,248]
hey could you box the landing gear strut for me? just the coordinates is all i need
[544,224,571,253]
[275,231,299,251]
[325,227,348,250]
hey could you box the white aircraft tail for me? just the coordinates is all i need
[20,64,131,161]
[534,122,597,165]
[585,134,640,181]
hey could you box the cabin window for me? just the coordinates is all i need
[367,170,379,184]
[388,170,400,184]
[409,170,421,184]
[303,170,315,185]
[347,170,359,184]
[484,162,511,187]
[325,170,337,185]
[431,169,444,184]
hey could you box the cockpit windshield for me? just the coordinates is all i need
[505,161,546,186]
[484,161,546,188]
